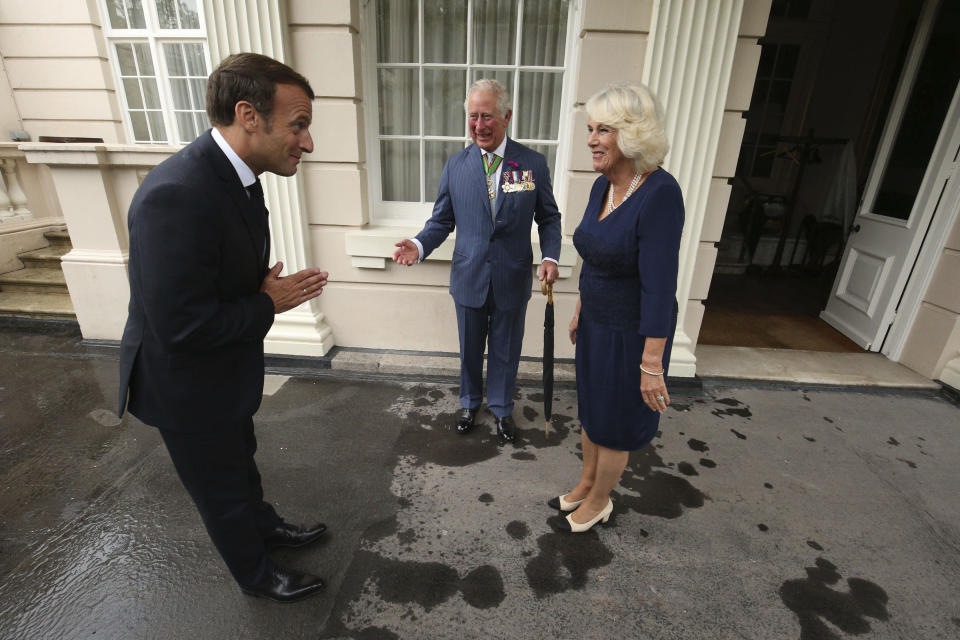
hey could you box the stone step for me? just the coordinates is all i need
[0,290,74,319]
[43,229,72,249]
[0,266,68,294]
[18,245,70,268]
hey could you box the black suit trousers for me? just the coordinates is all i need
[159,417,281,587]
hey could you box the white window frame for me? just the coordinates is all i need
[99,0,212,145]
[360,0,578,226]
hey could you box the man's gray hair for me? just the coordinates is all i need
[464,78,512,116]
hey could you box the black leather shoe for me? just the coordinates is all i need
[456,407,479,434]
[241,566,324,603]
[264,522,327,550]
[495,415,516,443]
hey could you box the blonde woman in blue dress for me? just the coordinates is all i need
[552,83,685,533]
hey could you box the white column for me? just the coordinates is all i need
[643,0,743,377]
[203,0,334,355]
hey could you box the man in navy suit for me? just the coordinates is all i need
[118,53,328,602]
[394,79,562,443]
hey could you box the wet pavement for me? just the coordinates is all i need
[1,321,959,640]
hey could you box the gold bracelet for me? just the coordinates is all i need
[639,364,664,376]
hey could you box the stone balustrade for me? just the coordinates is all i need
[0,146,33,223]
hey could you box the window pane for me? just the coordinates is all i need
[873,0,960,218]
[423,0,467,63]
[380,140,420,201]
[774,45,800,78]
[109,0,146,29]
[134,43,154,75]
[127,0,146,28]
[516,71,562,140]
[757,44,775,77]
[182,0,201,29]
[142,78,161,108]
[470,68,514,98]
[189,78,205,110]
[106,0,128,29]
[169,78,190,109]
[194,112,209,135]
[116,43,136,76]
[527,143,556,175]
[164,43,186,76]
[425,141,466,199]
[377,0,418,63]
[157,0,177,28]
[147,111,167,141]
[520,0,568,66]
[423,69,466,136]
[175,111,195,142]
[123,78,144,109]
[130,111,149,141]
[472,0,517,65]
[378,68,419,135]
[184,43,205,75]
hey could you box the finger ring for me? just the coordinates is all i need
[302,288,307,294]
[656,395,665,401]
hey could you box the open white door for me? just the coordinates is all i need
[821,0,960,350]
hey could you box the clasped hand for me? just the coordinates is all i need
[260,261,328,313]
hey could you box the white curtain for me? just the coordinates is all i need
[377,0,568,202]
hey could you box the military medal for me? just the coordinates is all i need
[521,170,534,191]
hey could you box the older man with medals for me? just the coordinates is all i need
[393,79,562,443]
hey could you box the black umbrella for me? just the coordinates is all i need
[541,281,554,437]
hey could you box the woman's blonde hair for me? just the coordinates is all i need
[585,83,669,173]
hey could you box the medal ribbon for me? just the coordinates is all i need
[483,153,502,175]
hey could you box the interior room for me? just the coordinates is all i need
[699,0,927,351]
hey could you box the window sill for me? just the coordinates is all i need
[344,226,578,278]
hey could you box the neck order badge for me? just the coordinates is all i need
[483,152,502,201]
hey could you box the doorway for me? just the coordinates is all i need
[700,0,930,351]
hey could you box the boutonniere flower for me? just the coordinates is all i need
[507,161,520,169]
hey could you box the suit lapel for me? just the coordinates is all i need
[495,139,519,221]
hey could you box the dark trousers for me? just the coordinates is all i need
[455,285,528,418]
[159,417,281,587]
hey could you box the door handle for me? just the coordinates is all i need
[849,224,861,233]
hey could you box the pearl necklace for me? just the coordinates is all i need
[607,172,642,214]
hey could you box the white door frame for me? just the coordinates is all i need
[821,0,959,350]
[884,83,960,359]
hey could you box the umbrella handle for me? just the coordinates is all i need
[540,280,553,304]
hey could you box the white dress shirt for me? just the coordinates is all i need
[211,127,257,189]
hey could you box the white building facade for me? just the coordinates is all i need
[0,0,957,388]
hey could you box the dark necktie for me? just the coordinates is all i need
[246,180,265,212]
[245,180,268,264]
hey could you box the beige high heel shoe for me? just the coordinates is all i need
[547,494,585,512]
[558,499,613,533]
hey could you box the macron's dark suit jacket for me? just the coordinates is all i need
[118,130,275,431]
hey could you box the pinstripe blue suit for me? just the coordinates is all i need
[416,138,562,417]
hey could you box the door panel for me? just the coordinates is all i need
[835,248,892,316]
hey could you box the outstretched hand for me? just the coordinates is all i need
[260,261,328,313]
[393,239,420,266]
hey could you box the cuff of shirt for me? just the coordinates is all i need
[412,238,425,263]
[541,257,558,265]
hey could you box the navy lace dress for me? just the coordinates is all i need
[572,169,685,451]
